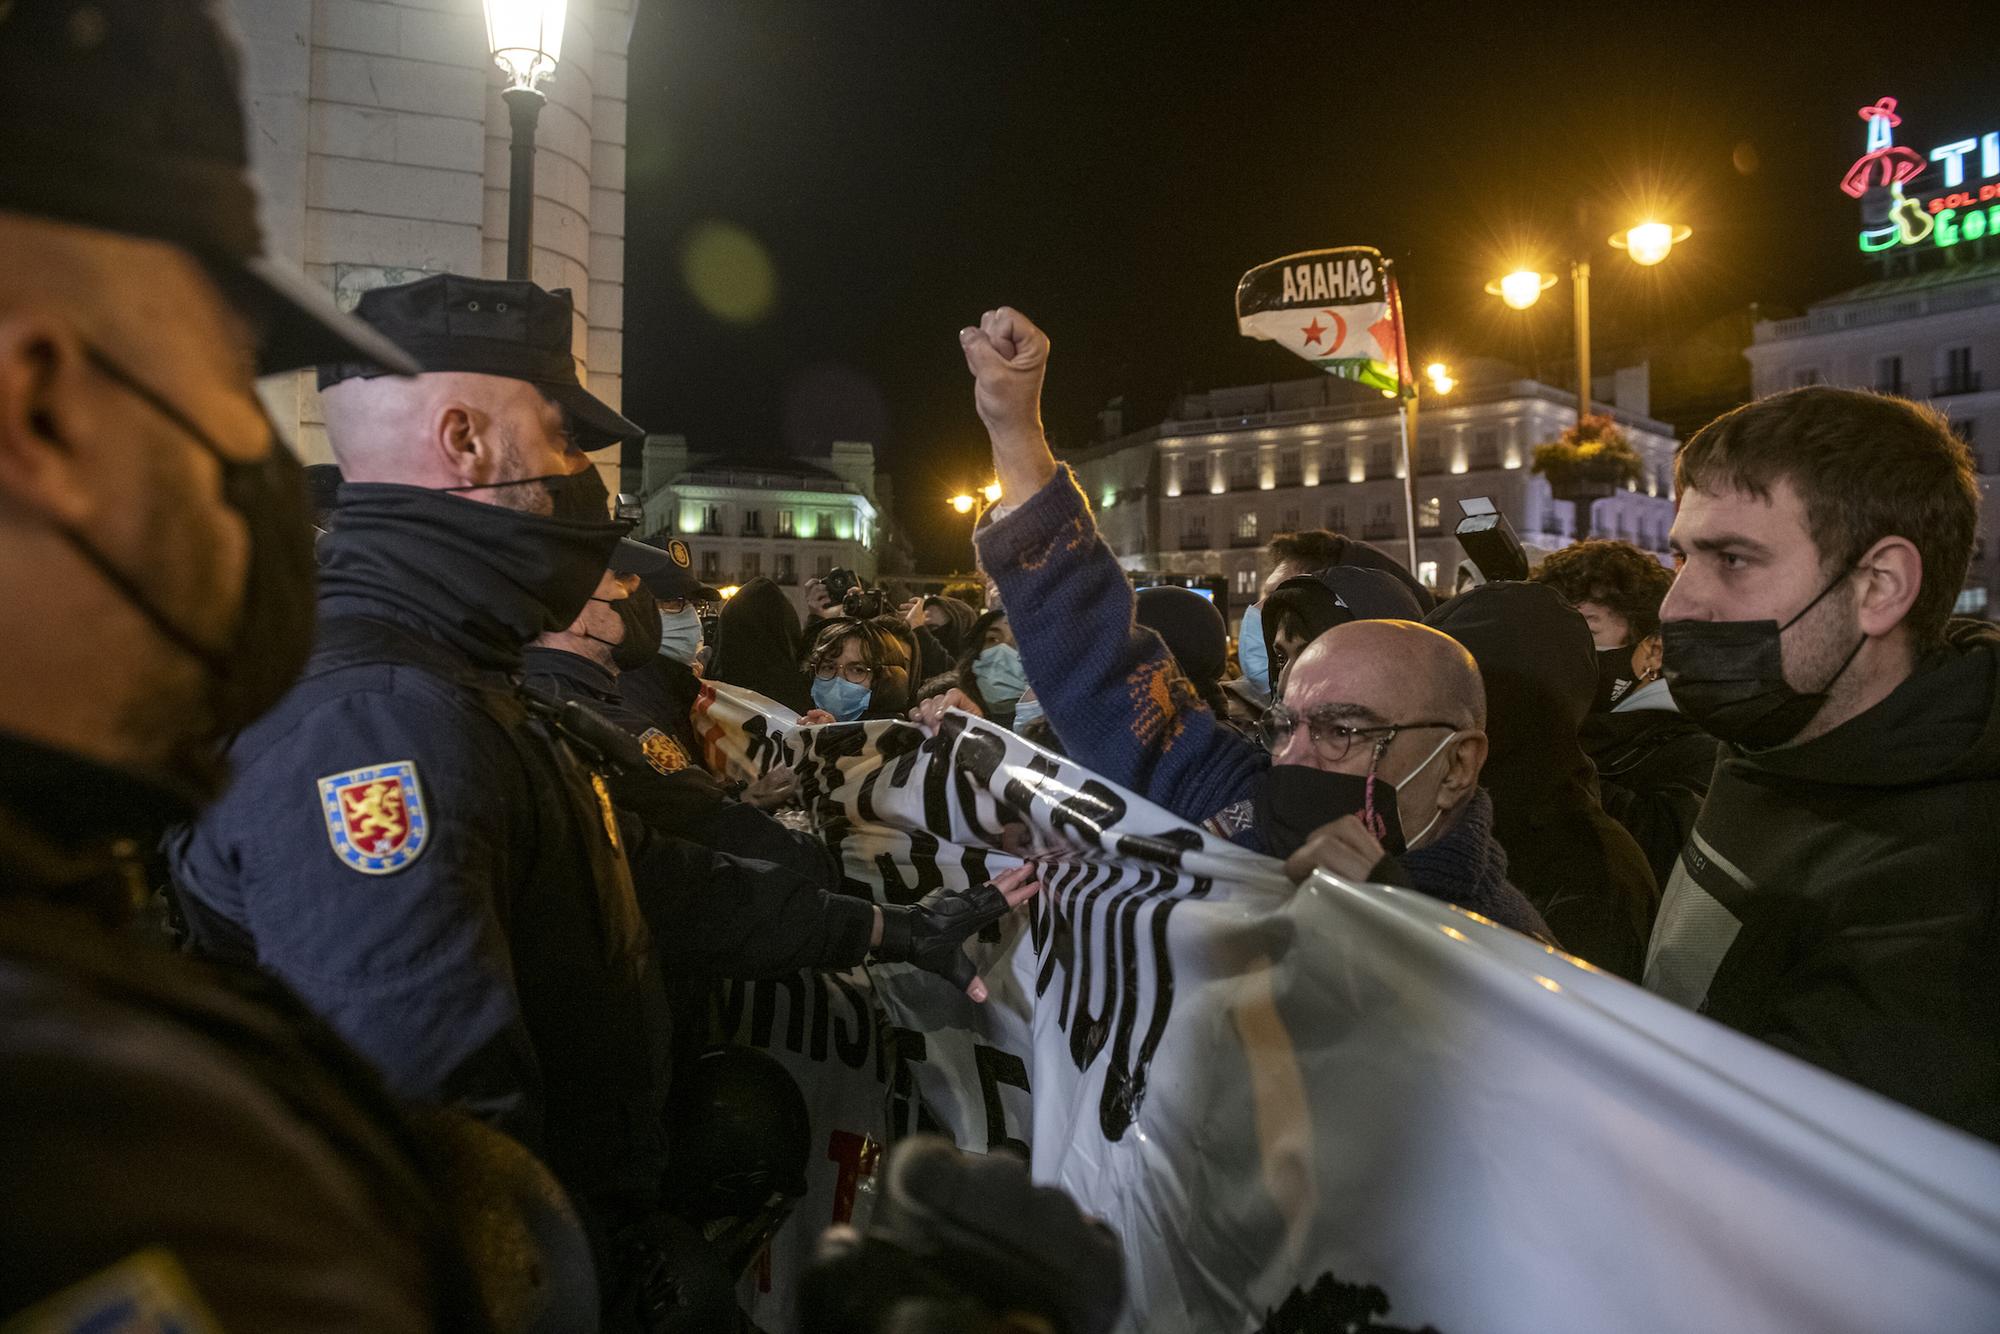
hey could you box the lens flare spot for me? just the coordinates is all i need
[680,220,777,324]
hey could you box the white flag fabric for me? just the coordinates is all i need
[689,681,2000,1333]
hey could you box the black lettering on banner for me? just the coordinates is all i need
[887,1026,944,1139]
[1048,779,1128,849]
[738,713,784,776]
[856,721,927,825]
[872,829,944,906]
[950,725,1021,847]
[750,971,808,1053]
[827,970,873,1070]
[973,1043,1032,1157]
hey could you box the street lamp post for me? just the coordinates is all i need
[1485,220,1690,422]
[482,1,568,280]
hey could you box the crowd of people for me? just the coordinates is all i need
[3,3,1997,1332]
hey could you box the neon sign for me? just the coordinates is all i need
[1844,97,2000,253]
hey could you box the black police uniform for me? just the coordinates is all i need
[169,276,676,1319]
[0,1,476,1326]
[520,645,877,976]
[621,651,705,762]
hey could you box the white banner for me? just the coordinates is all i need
[690,681,2000,1334]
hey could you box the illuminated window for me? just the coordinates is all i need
[1417,560,1439,588]
[1419,496,1441,530]
[776,509,795,536]
[1955,586,1989,616]
[1234,511,1258,541]
[1235,566,1259,596]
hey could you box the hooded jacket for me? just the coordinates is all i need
[1262,567,1426,683]
[923,595,980,660]
[1645,619,2000,1143]
[710,576,813,714]
[1426,582,1659,980]
[1579,678,1718,890]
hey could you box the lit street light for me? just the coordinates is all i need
[482,0,568,280]
[1424,362,1456,395]
[1610,220,1693,267]
[1485,216,1691,421]
[1487,268,1558,311]
[981,482,1003,504]
[948,493,976,514]
[716,584,741,601]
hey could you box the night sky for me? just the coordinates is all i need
[621,1,1997,569]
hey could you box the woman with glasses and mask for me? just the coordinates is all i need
[802,618,916,724]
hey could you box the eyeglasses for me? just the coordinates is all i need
[811,655,878,686]
[1256,705,1459,763]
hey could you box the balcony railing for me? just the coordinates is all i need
[1275,471,1303,488]
[1229,534,1260,548]
[1179,535,1211,551]
[1934,371,1983,396]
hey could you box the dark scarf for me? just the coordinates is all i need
[1399,788,1549,940]
[319,483,621,672]
[0,732,190,916]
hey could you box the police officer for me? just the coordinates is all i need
[168,273,678,1325]
[618,547,712,762]
[0,1,490,1327]
[521,554,1041,992]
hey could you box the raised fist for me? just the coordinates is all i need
[959,307,1049,446]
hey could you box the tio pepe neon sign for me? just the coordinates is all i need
[1843,96,1999,253]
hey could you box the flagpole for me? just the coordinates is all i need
[1398,397,1420,577]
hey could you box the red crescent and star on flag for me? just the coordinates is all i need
[1299,309,1346,353]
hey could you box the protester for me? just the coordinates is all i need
[962,610,1031,727]
[1135,586,1231,718]
[1261,566,1425,684]
[712,575,814,714]
[952,306,1549,941]
[1426,582,1660,979]
[1647,386,1998,1142]
[804,617,918,722]
[0,1,496,1324]
[1535,539,1718,887]
[1264,526,1437,615]
[922,593,980,658]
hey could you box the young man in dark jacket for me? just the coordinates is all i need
[1650,386,1998,1143]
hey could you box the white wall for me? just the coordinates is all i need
[226,0,632,491]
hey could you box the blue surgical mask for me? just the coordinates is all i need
[812,674,872,721]
[972,643,1029,709]
[657,605,703,665]
[1013,689,1045,728]
[1238,603,1270,693]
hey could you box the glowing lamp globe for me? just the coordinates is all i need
[1611,221,1691,267]
[981,482,1003,504]
[1489,269,1555,311]
[949,494,975,514]
[483,0,567,91]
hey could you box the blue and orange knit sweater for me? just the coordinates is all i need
[976,466,1553,943]
[975,465,1266,829]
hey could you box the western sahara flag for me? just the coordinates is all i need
[1236,246,1411,396]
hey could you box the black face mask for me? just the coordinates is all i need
[1254,763,1406,860]
[1592,645,1637,714]
[586,592,663,672]
[1661,569,1864,749]
[442,461,612,523]
[613,592,663,671]
[56,348,316,789]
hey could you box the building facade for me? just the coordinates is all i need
[228,0,632,495]
[1069,373,1680,627]
[1746,258,2000,612]
[636,436,884,611]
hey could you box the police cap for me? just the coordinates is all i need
[0,0,418,376]
[318,274,642,450]
[610,537,721,604]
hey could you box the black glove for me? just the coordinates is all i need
[875,880,1012,990]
